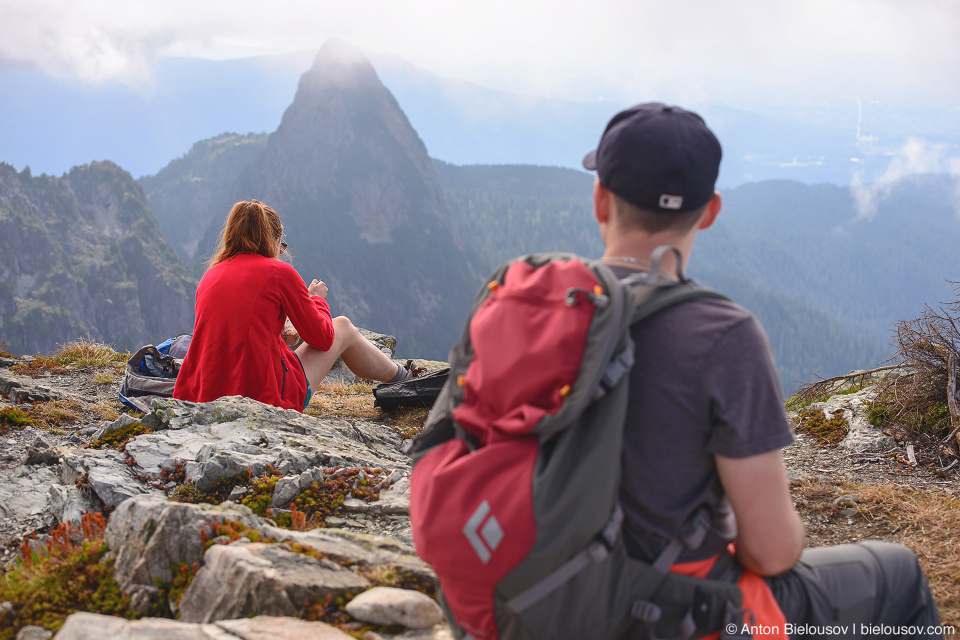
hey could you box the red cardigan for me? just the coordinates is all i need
[173,253,335,411]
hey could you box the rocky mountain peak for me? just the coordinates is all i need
[258,37,443,245]
[300,37,382,94]
[221,40,482,358]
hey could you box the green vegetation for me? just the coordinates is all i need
[0,407,34,434]
[87,422,152,451]
[154,562,199,618]
[794,408,849,445]
[867,399,895,427]
[162,464,389,529]
[0,513,135,638]
[0,161,196,356]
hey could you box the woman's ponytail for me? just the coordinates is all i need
[208,199,283,268]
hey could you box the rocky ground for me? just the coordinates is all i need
[1,347,959,638]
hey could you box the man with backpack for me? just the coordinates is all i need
[583,102,941,637]
[408,102,942,640]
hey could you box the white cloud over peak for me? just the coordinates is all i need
[0,0,958,105]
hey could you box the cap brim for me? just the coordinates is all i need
[582,150,598,171]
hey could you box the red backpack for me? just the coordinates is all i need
[409,250,750,640]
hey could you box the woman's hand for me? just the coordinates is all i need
[308,279,328,299]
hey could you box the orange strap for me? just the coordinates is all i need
[670,546,787,640]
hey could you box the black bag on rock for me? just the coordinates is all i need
[373,368,450,411]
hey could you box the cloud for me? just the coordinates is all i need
[0,1,191,88]
[851,138,960,220]
[0,0,958,103]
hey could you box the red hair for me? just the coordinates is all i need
[208,200,283,268]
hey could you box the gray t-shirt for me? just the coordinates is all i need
[609,266,794,563]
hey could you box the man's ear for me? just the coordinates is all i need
[697,191,722,230]
[593,179,610,224]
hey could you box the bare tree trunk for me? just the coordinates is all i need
[949,349,960,427]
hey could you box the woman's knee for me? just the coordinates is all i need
[332,316,362,344]
[333,315,355,331]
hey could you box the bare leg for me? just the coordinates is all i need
[295,316,399,388]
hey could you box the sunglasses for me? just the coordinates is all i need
[276,237,288,254]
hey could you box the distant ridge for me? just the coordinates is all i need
[140,133,268,260]
[0,161,195,354]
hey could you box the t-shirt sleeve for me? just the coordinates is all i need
[702,313,794,458]
[275,262,335,351]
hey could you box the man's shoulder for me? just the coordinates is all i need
[647,291,758,332]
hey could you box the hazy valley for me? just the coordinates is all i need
[2,40,959,393]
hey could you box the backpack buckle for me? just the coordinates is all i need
[630,599,662,623]
[720,602,754,640]
[586,541,610,562]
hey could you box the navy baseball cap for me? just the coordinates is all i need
[582,102,722,213]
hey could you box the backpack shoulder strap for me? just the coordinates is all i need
[630,281,729,326]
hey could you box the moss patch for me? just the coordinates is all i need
[868,390,953,439]
[164,465,388,530]
[0,407,35,434]
[86,422,151,451]
[786,382,867,412]
[794,408,848,445]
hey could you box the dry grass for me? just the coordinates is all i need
[92,371,116,385]
[12,339,127,378]
[28,399,84,433]
[13,399,118,434]
[854,485,960,626]
[303,381,431,440]
[383,406,431,440]
[57,339,127,368]
[793,480,960,628]
[305,382,380,420]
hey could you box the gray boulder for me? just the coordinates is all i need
[257,525,434,587]
[90,414,140,442]
[345,586,444,628]
[121,397,408,493]
[61,448,163,508]
[177,542,370,623]
[105,497,261,614]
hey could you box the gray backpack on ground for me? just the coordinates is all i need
[118,334,191,412]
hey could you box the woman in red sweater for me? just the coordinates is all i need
[173,200,413,412]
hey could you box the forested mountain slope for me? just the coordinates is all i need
[0,162,195,354]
